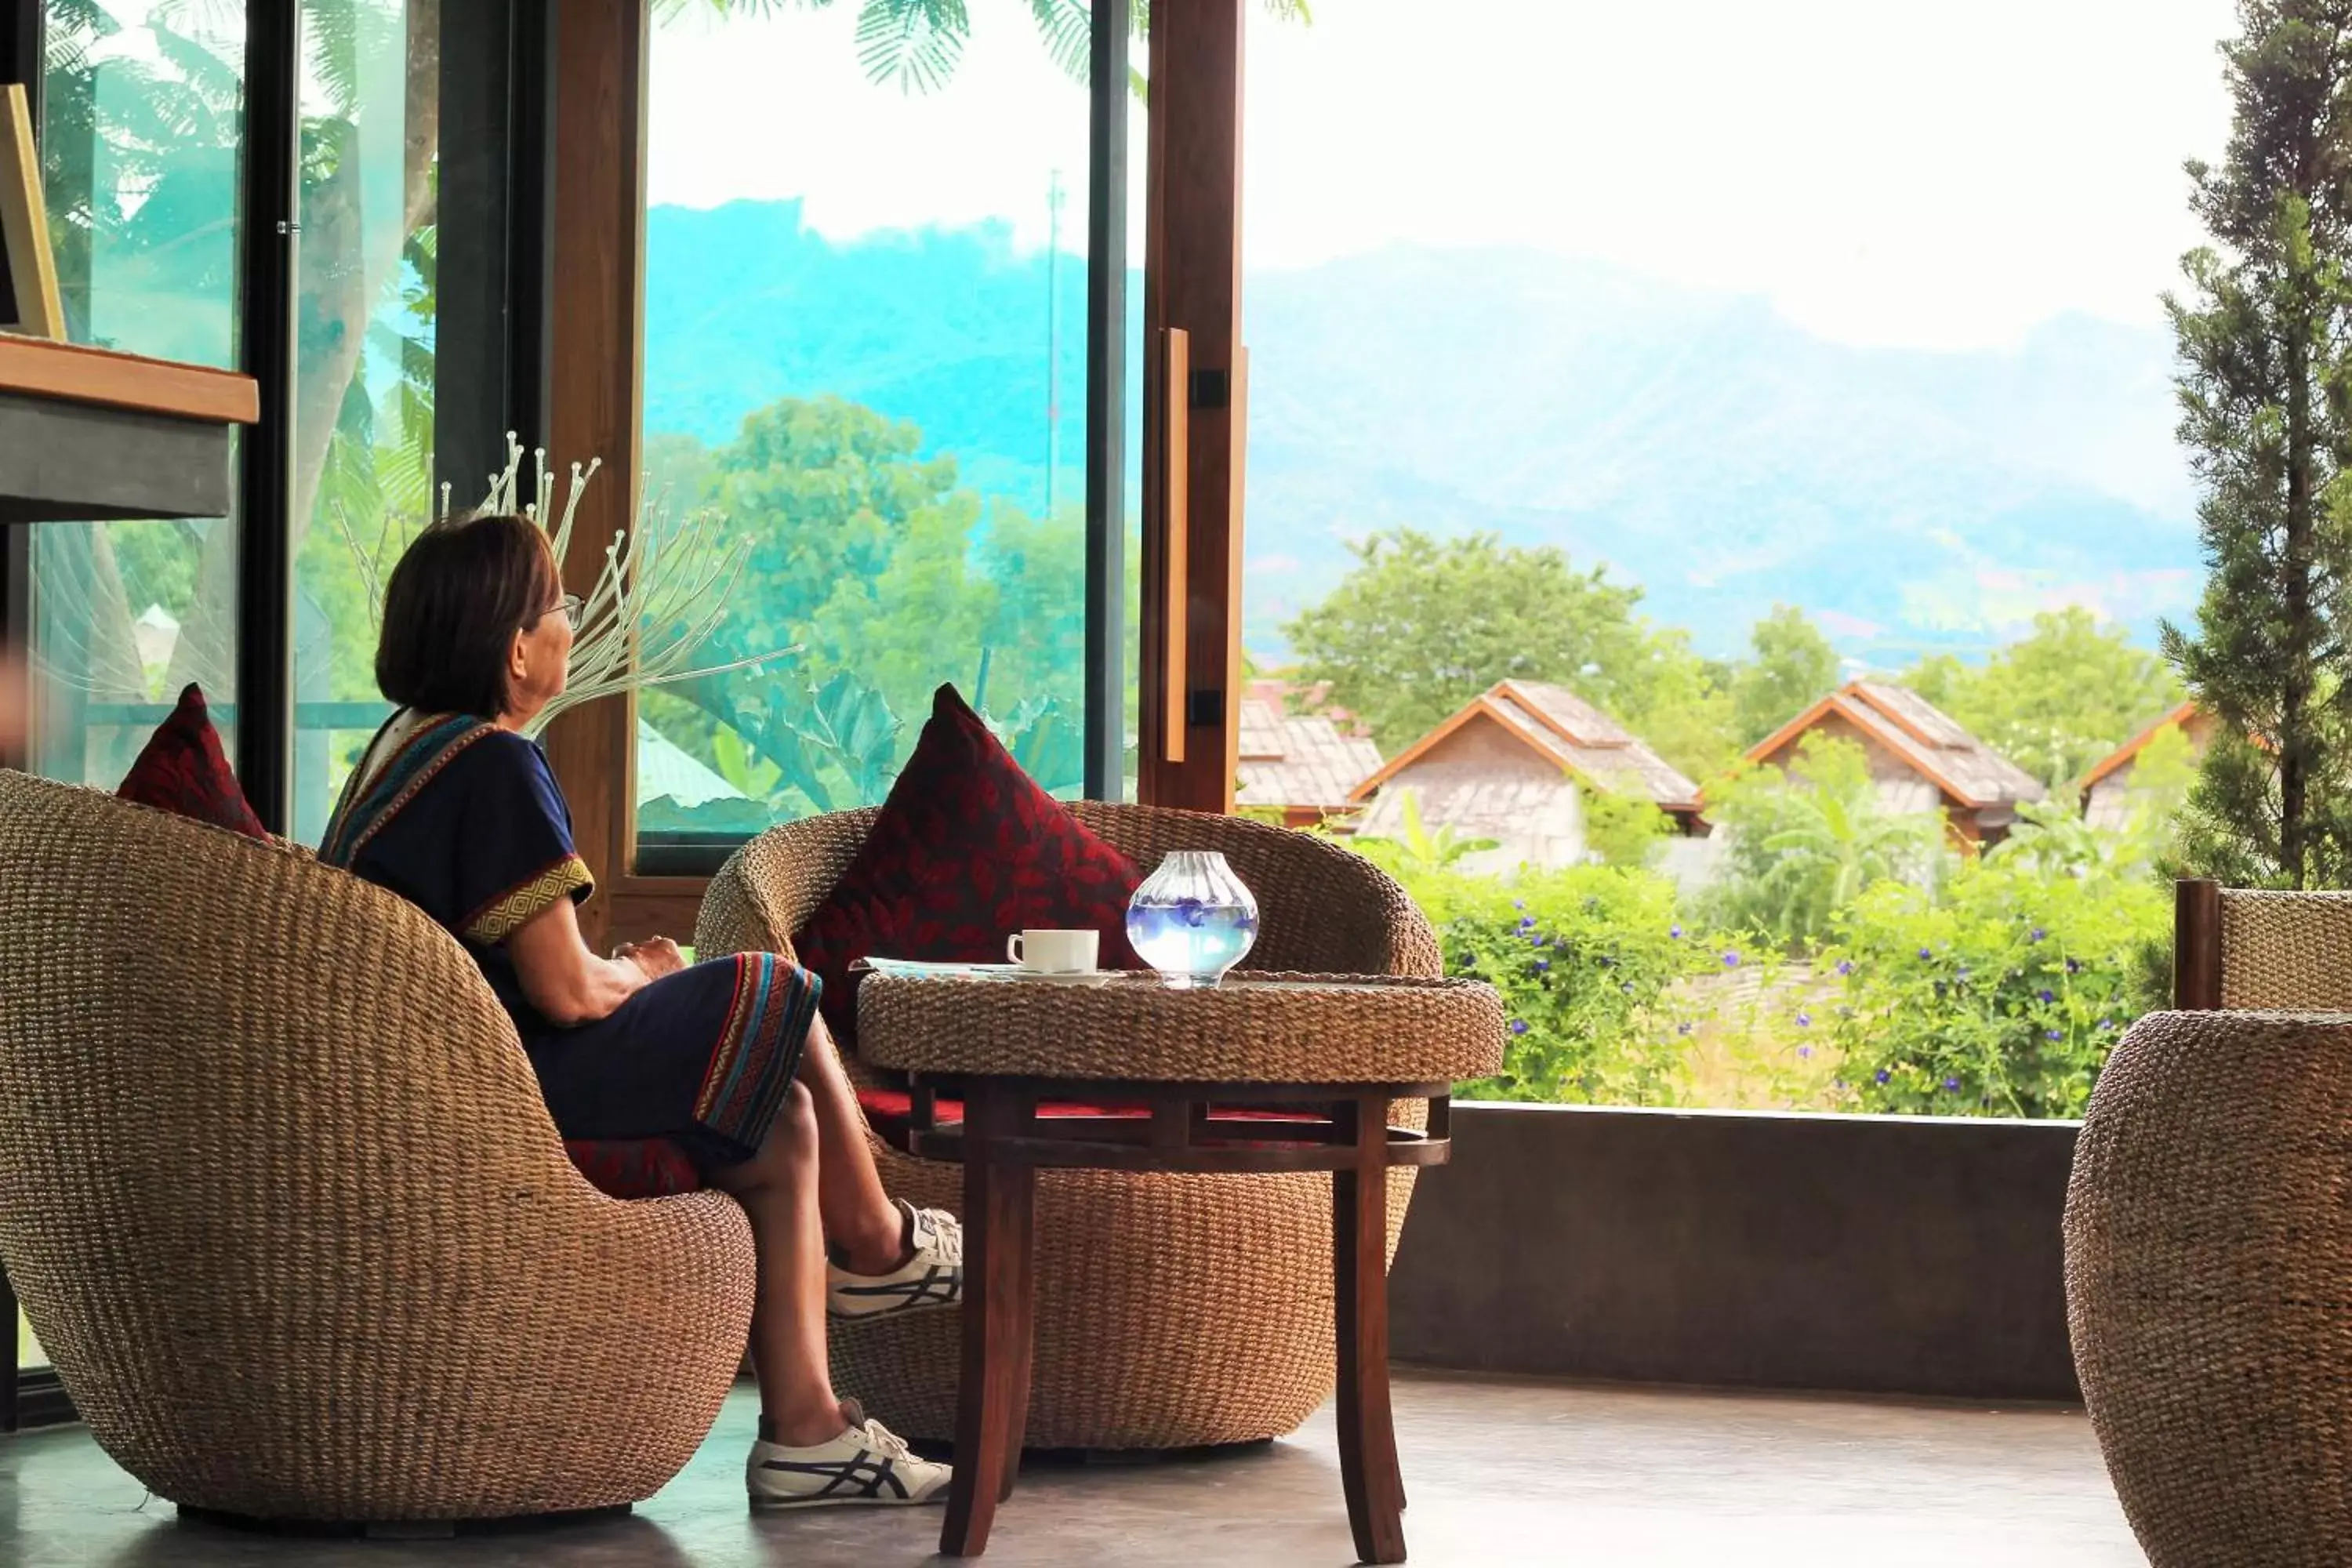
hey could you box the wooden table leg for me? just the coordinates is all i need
[942,1088,1037,1558]
[1334,1093,1407,1565]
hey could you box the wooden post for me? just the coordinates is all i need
[1139,0,1246,814]
[2174,878,2223,1011]
[539,0,645,949]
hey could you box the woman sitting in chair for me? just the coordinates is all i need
[321,511,958,1512]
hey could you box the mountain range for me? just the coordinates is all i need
[644,199,2201,665]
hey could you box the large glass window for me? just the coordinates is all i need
[287,0,439,844]
[23,0,247,792]
[1238,0,2230,1117]
[636,2,1119,856]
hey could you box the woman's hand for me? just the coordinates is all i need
[617,936,688,981]
[508,897,652,1026]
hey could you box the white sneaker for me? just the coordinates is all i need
[827,1200,964,1319]
[746,1403,953,1510]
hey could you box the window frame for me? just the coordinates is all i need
[0,0,550,1432]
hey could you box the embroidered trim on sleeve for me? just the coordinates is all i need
[463,854,596,945]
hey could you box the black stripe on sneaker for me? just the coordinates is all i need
[760,1454,908,1500]
[833,1265,963,1312]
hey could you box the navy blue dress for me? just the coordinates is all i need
[320,712,815,1171]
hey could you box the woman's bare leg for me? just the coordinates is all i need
[707,1080,846,1447]
[797,1013,913,1276]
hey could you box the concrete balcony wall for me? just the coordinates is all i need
[1388,1102,2081,1401]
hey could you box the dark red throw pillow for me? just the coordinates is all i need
[793,684,1144,1047]
[118,684,270,842]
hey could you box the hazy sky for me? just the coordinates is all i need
[647,0,2241,353]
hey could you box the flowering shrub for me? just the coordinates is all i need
[1819,858,2169,1118]
[1374,861,1737,1104]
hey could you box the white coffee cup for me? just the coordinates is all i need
[1007,929,1099,974]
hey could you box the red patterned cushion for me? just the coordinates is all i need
[117,684,269,841]
[563,1138,703,1200]
[794,684,1144,1047]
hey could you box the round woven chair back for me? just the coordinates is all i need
[717,801,1442,978]
[0,771,587,1481]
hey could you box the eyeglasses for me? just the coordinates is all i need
[539,593,584,632]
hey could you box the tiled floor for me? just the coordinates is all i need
[2,1370,2143,1567]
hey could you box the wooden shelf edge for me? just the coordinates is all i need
[0,336,259,426]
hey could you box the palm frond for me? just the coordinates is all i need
[854,0,971,95]
[1023,0,1091,84]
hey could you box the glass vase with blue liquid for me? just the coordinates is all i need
[1126,850,1259,988]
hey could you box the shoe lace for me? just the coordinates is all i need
[856,1417,914,1462]
[919,1207,964,1268]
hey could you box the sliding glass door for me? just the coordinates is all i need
[632,0,1138,870]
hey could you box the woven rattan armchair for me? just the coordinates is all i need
[2064,879,2352,1566]
[0,771,754,1526]
[697,803,1444,1452]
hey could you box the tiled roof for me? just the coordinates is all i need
[2075,700,2209,793]
[1750,681,2045,809]
[1497,681,1700,810]
[1235,699,1385,809]
[1348,680,1701,813]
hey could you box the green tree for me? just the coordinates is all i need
[1700,735,1948,950]
[1731,604,1840,746]
[1282,528,1738,775]
[1582,789,1673,869]
[1901,608,2183,789]
[2160,1,2352,887]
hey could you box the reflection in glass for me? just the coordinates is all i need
[25,1,248,790]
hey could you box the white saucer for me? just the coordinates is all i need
[859,956,1120,986]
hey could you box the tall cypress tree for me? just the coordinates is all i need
[2163,1,2352,887]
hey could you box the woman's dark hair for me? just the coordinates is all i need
[376,512,561,719]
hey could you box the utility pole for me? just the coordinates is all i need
[1046,167,1064,518]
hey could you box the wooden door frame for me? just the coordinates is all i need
[538,0,702,947]
[542,0,1250,944]
[1138,0,1247,815]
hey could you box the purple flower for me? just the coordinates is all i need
[2038,989,2055,1004]
[1722,950,1742,968]
[1670,924,1685,939]
[1620,981,1635,994]
[1835,960,1854,976]
[1595,953,1612,967]
[1795,1012,1812,1027]
[1534,958,1552,973]
[2096,1018,2113,1031]
[1677,1022,1693,1036]
[2045,1029,2063,1041]
[1510,1020,1530,1036]
[1798,1045,1813,1058]
[2029,927,2046,943]
[1875,1068,1891,1084]
[1944,1076,1962,1092]
[1514,899,1526,912]
[1519,916,1536,931]
[2065,957,2082,975]
[1918,947,1933,960]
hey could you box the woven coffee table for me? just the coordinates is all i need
[857,969,1505,1564]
